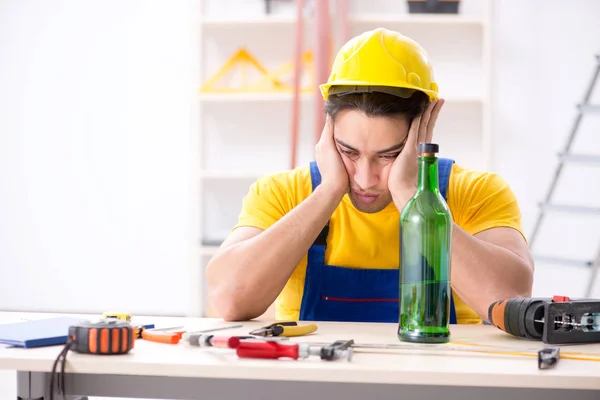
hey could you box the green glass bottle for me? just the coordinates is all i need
[398,142,453,343]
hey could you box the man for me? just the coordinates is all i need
[206,28,534,324]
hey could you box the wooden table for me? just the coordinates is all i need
[1,312,599,400]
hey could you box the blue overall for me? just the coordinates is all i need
[299,159,458,324]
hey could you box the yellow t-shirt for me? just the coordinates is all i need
[234,162,525,324]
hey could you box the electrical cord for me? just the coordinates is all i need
[48,338,74,400]
[46,319,133,399]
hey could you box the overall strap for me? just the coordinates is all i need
[438,157,455,201]
[438,157,457,324]
[309,161,321,191]
[300,162,329,320]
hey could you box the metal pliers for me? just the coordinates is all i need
[249,321,318,337]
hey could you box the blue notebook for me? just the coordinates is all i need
[0,316,88,348]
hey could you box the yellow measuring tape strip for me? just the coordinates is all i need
[450,341,600,362]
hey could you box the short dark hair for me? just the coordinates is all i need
[323,90,429,122]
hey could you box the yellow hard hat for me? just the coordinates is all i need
[319,28,438,101]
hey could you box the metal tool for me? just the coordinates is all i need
[538,347,561,369]
[181,324,244,346]
[194,334,246,349]
[190,334,288,349]
[313,339,354,361]
[488,296,600,344]
[249,321,318,337]
[528,52,600,298]
[235,339,352,361]
[302,338,600,369]
[304,340,541,354]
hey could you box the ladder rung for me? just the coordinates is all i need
[533,255,593,267]
[539,203,600,214]
[558,153,600,163]
[578,104,600,113]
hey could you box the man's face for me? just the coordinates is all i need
[333,109,410,213]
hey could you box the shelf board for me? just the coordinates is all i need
[352,13,484,26]
[199,92,482,104]
[201,14,485,28]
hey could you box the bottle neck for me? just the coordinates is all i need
[417,155,439,193]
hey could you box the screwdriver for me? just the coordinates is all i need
[143,324,244,345]
[235,341,351,361]
[187,333,288,349]
[196,334,244,349]
[180,324,244,346]
[237,341,302,359]
[140,326,186,344]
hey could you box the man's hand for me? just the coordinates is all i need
[315,114,349,198]
[389,98,445,211]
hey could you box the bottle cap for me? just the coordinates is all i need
[418,142,439,154]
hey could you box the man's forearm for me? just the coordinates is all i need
[206,184,345,321]
[450,224,534,322]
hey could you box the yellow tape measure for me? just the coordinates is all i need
[102,311,132,322]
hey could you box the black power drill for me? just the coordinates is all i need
[488,295,600,344]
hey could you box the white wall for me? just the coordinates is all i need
[491,0,600,298]
[0,0,201,316]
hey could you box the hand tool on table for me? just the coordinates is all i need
[189,334,288,349]
[235,339,353,361]
[50,319,137,400]
[102,311,132,322]
[195,334,245,349]
[180,324,244,346]
[538,346,561,369]
[249,321,317,337]
[139,325,187,344]
[69,318,136,355]
[488,295,600,344]
[303,338,600,369]
[102,311,155,338]
[144,323,245,345]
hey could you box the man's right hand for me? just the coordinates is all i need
[314,114,349,198]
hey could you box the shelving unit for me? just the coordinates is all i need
[194,0,492,317]
[200,13,484,27]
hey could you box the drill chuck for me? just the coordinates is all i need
[488,298,546,340]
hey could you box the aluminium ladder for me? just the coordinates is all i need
[529,53,600,298]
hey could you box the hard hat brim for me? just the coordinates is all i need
[320,82,439,102]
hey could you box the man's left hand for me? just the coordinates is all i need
[388,98,445,211]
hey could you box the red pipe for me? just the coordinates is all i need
[313,0,331,145]
[338,0,350,45]
[290,0,304,170]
